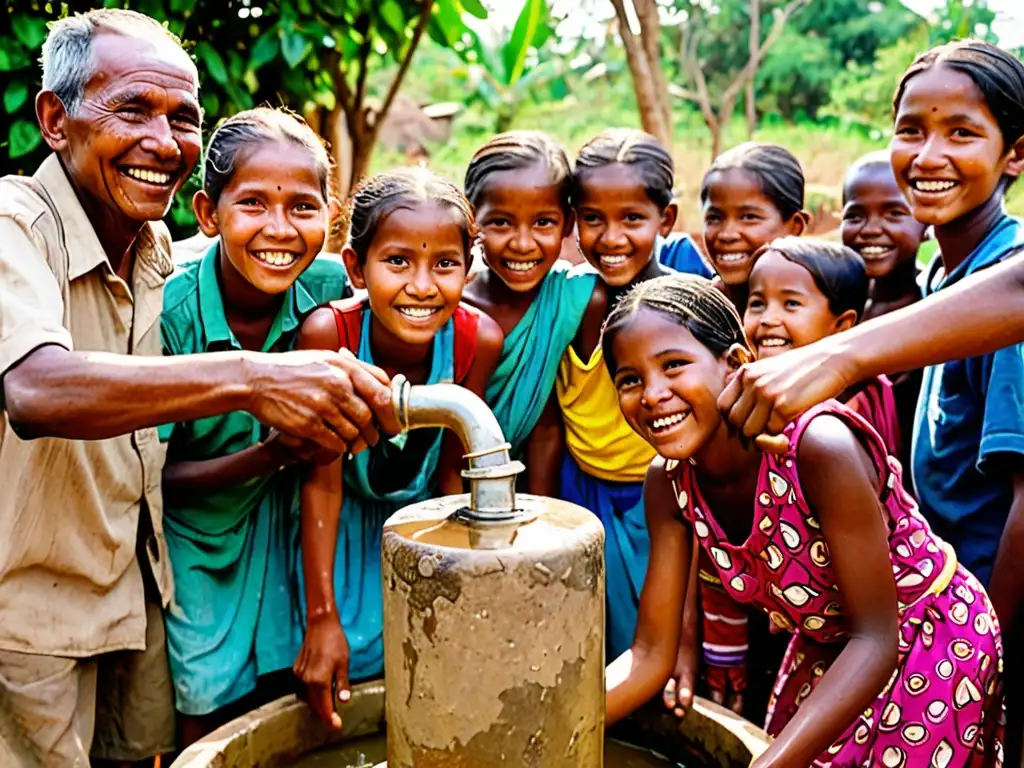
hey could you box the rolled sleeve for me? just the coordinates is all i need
[978,342,1024,471]
[0,215,72,376]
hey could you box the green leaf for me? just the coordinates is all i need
[379,0,407,35]
[0,38,32,72]
[502,0,549,86]
[195,42,229,87]
[170,0,192,11]
[4,81,28,114]
[281,30,313,68]
[12,14,48,50]
[249,28,281,71]
[9,119,42,159]
[458,0,489,19]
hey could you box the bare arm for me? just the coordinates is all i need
[162,442,285,501]
[525,391,564,497]
[720,252,1024,437]
[753,416,899,768]
[437,312,504,495]
[606,459,690,726]
[2,343,392,453]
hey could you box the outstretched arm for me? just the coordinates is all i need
[720,252,1024,437]
[753,416,899,768]
[606,459,691,726]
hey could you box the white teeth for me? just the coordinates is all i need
[252,251,297,267]
[860,246,889,256]
[913,180,957,192]
[124,167,172,185]
[600,254,628,266]
[717,252,749,264]
[652,412,686,430]
[505,259,541,273]
[759,338,789,347]
[398,307,439,319]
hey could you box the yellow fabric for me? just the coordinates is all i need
[556,344,656,482]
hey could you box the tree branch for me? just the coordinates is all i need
[329,50,358,137]
[372,0,435,142]
[720,0,808,106]
[353,17,373,125]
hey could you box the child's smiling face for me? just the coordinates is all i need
[744,250,855,359]
[891,64,1024,227]
[702,168,805,286]
[346,201,468,346]
[475,163,569,293]
[610,308,731,460]
[575,164,676,288]
[197,140,330,296]
[841,162,928,280]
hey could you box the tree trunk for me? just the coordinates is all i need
[746,0,761,137]
[633,0,673,149]
[322,104,352,251]
[610,0,672,148]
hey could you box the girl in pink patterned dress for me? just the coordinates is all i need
[603,273,1003,768]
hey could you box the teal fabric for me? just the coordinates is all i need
[299,304,455,681]
[160,243,350,715]
[486,262,596,458]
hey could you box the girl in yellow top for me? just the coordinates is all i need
[558,129,710,656]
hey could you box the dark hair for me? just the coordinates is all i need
[842,150,894,204]
[758,236,868,319]
[572,128,675,210]
[203,107,331,204]
[601,274,746,371]
[345,167,475,264]
[700,142,806,220]
[464,130,572,211]
[894,40,1024,151]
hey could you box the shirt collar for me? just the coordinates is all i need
[35,153,173,282]
[196,241,313,351]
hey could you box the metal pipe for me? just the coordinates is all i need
[390,374,524,520]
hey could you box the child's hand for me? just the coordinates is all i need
[265,429,339,466]
[293,615,351,730]
[663,641,698,718]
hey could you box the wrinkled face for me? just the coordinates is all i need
[203,141,329,296]
[57,31,202,224]
[891,65,1022,227]
[575,164,673,287]
[744,250,850,359]
[476,164,569,292]
[349,202,468,346]
[702,168,803,286]
[611,309,730,460]
[841,163,927,279]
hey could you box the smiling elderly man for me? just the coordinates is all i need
[0,10,393,767]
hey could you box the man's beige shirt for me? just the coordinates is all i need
[0,154,173,657]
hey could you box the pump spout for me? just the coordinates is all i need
[390,374,524,520]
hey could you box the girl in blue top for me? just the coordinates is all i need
[461,131,599,496]
[293,168,504,729]
[160,108,350,744]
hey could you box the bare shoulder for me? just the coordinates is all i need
[297,306,341,351]
[475,309,505,355]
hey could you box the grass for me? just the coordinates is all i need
[371,96,1024,232]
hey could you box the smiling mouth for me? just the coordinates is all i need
[757,337,790,349]
[599,254,630,267]
[858,245,894,259]
[910,179,958,193]
[715,252,750,265]
[252,250,299,268]
[504,259,542,273]
[397,306,442,320]
[121,166,175,186]
[648,411,689,433]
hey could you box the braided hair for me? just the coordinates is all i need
[701,142,806,221]
[464,130,572,211]
[345,167,475,264]
[203,107,332,204]
[601,274,747,371]
[572,128,675,210]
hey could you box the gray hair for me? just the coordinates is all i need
[41,9,189,115]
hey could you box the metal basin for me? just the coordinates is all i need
[171,680,769,767]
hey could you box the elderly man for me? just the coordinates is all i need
[0,10,392,766]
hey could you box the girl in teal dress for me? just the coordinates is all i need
[461,131,599,495]
[293,168,504,729]
[159,108,350,744]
